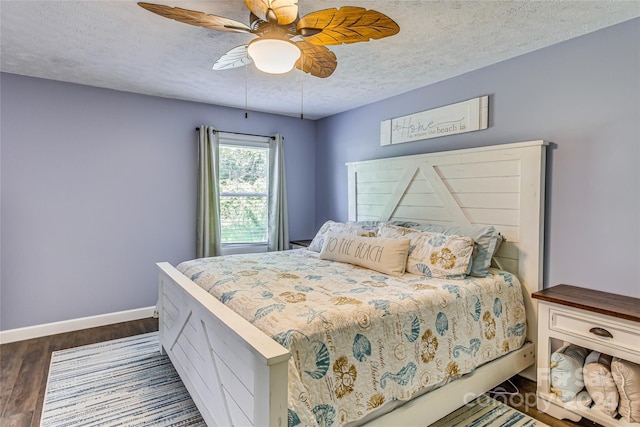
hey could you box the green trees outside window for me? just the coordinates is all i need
[219,144,269,244]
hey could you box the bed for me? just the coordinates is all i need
[156,140,548,427]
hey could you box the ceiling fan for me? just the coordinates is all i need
[138,0,400,78]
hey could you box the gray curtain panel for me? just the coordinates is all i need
[196,126,221,258]
[268,134,289,251]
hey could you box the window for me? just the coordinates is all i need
[197,129,287,258]
[218,138,269,246]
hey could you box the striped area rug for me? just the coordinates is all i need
[40,332,205,427]
[42,332,546,427]
[430,394,549,427]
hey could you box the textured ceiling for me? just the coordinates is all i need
[1,1,639,120]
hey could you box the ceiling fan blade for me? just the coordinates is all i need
[297,7,399,45]
[294,41,337,78]
[138,3,252,33]
[244,0,298,25]
[213,45,252,70]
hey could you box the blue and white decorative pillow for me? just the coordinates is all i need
[377,223,474,278]
[550,344,589,402]
[406,232,474,278]
[409,224,502,277]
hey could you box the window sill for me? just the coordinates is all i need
[220,243,269,256]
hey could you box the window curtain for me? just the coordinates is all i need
[196,126,221,258]
[268,134,289,251]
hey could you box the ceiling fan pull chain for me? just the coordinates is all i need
[300,55,304,120]
[245,48,249,119]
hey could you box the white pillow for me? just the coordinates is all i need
[319,231,410,276]
[583,351,618,417]
[308,221,375,252]
[612,357,640,422]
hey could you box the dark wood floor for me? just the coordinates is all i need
[0,318,159,427]
[1,318,602,427]
[491,376,601,427]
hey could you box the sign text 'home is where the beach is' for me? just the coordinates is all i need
[380,96,489,146]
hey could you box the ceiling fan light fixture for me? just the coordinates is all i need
[247,38,301,74]
[139,2,399,78]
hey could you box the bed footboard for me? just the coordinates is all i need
[157,262,290,427]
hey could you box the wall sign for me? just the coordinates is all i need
[380,96,489,146]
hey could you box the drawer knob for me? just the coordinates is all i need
[589,327,613,339]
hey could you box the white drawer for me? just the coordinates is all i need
[549,307,640,357]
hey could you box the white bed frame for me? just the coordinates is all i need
[157,140,548,427]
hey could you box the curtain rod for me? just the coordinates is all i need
[195,127,274,139]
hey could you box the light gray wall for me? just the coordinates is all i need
[0,74,317,330]
[315,19,640,297]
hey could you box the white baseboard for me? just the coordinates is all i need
[0,306,156,344]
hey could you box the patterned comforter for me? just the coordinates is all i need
[177,249,526,427]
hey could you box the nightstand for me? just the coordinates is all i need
[532,285,640,427]
[289,239,312,249]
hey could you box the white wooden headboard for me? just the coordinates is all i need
[346,140,547,350]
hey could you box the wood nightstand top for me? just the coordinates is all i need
[532,284,640,323]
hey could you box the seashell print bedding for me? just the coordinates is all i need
[177,249,526,427]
